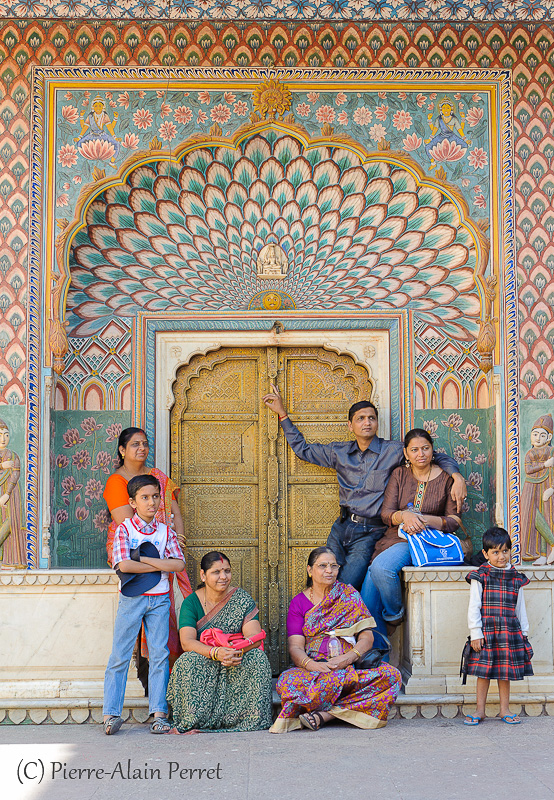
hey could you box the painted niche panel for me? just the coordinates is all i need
[51,410,130,568]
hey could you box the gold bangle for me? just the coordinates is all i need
[213,647,220,661]
[300,656,311,668]
[209,647,214,660]
[351,647,361,659]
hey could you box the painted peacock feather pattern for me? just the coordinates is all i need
[68,132,481,338]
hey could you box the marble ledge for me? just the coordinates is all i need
[403,566,554,582]
[0,570,117,586]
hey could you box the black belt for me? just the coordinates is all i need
[340,507,382,526]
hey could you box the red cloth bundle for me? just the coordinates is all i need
[199,627,266,651]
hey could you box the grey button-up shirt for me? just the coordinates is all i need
[281,417,459,520]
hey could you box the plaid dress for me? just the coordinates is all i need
[465,565,533,680]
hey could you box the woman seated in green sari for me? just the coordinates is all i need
[167,551,273,733]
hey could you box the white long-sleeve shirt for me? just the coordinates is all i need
[468,563,529,640]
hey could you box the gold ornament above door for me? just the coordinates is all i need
[171,345,373,673]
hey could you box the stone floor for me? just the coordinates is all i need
[2,716,554,800]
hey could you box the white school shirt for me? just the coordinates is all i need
[116,516,170,595]
[467,563,529,640]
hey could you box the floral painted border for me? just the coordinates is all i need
[1,1,552,22]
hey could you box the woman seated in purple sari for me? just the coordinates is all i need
[270,547,401,733]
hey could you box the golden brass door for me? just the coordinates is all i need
[171,345,373,672]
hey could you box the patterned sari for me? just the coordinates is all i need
[270,582,401,733]
[103,467,192,663]
[167,587,273,733]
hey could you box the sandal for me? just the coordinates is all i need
[150,717,171,734]
[463,715,482,726]
[500,714,521,724]
[103,716,123,735]
[299,711,325,731]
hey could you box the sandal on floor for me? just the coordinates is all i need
[463,715,482,726]
[500,714,521,725]
[103,716,123,735]
[299,711,325,731]
[150,717,171,734]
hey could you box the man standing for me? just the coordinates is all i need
[263,386,466,589]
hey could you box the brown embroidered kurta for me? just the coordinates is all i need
[374,466,459,560]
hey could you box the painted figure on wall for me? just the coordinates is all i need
[74,95,120,166]
[0,419,26,568]
[520,414,554,564]
[425,97,469,169]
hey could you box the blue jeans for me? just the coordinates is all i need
[360,542,412,638]
[327,517,386,590]
[103,592,170,717]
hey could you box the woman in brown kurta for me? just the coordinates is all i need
[360,428,461,640]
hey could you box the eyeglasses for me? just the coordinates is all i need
[313,562,340,570]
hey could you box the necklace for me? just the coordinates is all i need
[200,588,217,613]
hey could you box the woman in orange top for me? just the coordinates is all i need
[103,427,192,664]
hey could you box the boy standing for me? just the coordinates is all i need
[103,474,185,735]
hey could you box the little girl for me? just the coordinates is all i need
[464,526,533,725]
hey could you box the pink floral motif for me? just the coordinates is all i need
[85,478,104,500]
[422,420,438,439]
[353,106,373,126]
[233,101,248,117]
[93,509,110,532]
[75,506,90,521]
[83,91,90,99]
[466,107,484,127]
[118,91,130,109]
[224,92,236,103]
[462,178,470,187]
[174,105,193,124]
[441,413,463,432]
[81,417,103,436]
[375,104,388,121]
[316,105,335,123]
[429,139,465,162]
[472,93,481,102]
[473,195,486,209]
[92,451,112,474]
[474,185,482,193]
[430,93,437,99]
[454,445,472,464]
[56,194,69,207]
[105,423,122,443]
[58,144,78,167]
[210,104,231,124]
[296,103,310,117]
[78,140,116,161]
[398,91,407,100]
[335,92,347,106]
[64,92,73,100]
[73,175,82,184]
[197,111,208,124]
[72,449,91,470]
[461,499,470,513]
[61,476,83,496]
[402,133,422,151]
[160,102,172,118]
[198,91,211,105]
[56,455,69,468]
[474,453,487,465]
[475,501,488,512]
[454,93,461,100]
[62,105,79,124]
[138,91,145,99]
[369,123,387,143]
[133,108,153,130]
[156,90,165,98]
[392,109,413,131]
[307,91,320,103]
[63,428,85,448]
[378,91,387,99]
[459,423,482,443]
[106,92,113,99]
[337,111,348,125]
[416,93,427,107]
[63,182,70,191]
[109,101,117,108]
[122,132,140,150]
[468,147,488,169]
[159,121,177,142]
[55,509,69,523]
[467,472,483,490]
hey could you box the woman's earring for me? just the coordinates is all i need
[405,459,411,468]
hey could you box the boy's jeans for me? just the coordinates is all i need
[103,592,170,717]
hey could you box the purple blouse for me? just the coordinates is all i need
[287,592,332,658]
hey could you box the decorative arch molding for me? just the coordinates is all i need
[53,115,490,371]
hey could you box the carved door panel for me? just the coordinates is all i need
[171,345,373,673]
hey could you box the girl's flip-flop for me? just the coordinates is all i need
[463,715,482,726]
[500,714,521,724]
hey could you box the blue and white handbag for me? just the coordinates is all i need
[399,525,465,567]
